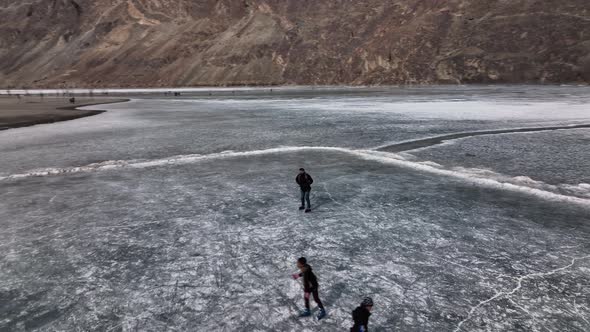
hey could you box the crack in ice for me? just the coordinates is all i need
[453,255,590,332]
[374,123,590,153]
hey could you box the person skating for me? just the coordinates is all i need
[296,168,313,213]
[351,297,373,332]
[291,257,326,320]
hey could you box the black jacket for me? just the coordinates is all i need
[298,264,319,292]
[351,306,371,332]
[296,173,314,191]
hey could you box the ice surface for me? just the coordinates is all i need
[1,86,590,331]
[2,151,589,331]
[410,129,590,186]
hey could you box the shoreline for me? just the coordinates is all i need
[0,98,129,131]
[1,83,589,95]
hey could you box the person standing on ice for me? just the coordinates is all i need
[296,168,313,213]
[350,297,373,332]
[292,257,326,320]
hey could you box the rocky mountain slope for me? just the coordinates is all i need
[1,0,589,88]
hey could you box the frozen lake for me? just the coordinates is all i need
[1,86,590,331]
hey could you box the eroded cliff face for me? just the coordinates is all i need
[0,0,589,88]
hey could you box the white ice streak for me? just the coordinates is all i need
[2,146,590,208]
[372,123,590,152]
[0,147,351,181]
[453,255,590,332]
[452,167,590,199]
[353,150,590,208]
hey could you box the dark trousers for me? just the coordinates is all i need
[300,189,311,208]
[304,288,324,309]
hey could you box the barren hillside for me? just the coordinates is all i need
[1,0,589,87]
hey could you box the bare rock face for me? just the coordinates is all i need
[0,0,589,87]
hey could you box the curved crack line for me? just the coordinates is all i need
[453,255,590,332]
[5,123,590,182]
[2,146,590,209]
[375,123,590,153]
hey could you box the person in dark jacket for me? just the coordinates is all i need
[291,257,326,319]
[296,168,313,212]
[351,297,373,332]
